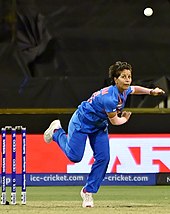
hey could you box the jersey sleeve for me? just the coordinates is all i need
[103,95,117,113]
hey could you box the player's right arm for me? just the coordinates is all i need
[107,111,132,125]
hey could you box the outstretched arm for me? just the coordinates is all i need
[131,86,165,96]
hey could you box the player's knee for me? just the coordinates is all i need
[69,157,82,163]
[67,153,83,163]
[97,153,110,165]
[103,156,110,165]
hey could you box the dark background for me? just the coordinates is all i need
[0,0,169,108]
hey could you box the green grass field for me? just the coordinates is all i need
[0,186,170,214]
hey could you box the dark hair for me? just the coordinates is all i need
[109,61,132,85]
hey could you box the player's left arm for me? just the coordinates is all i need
[130,86,165,96]
[107,111,132,125]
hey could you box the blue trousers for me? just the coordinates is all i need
[52,118,110,193]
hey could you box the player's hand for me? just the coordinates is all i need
[150,87,165,96]
[121,111,132,121]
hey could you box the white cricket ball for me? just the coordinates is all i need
[144,7,153,17]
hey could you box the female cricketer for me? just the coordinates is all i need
[44,61,165,208]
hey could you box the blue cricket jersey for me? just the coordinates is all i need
[72,85,132,133]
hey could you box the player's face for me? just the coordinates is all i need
[114,69,132,92]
